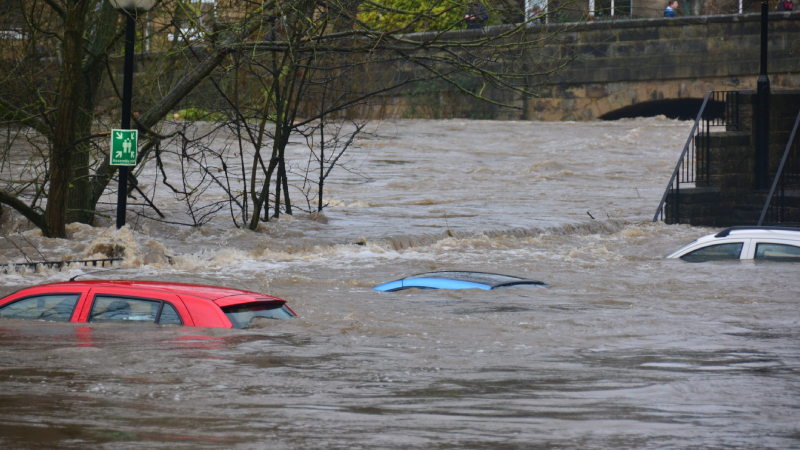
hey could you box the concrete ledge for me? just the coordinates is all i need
[697,131,751,147]
[666,186,721,202]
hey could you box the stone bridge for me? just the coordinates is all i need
[382,12,800,121]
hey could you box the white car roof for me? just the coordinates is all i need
[711,227,800,241]
[667,227,800,259]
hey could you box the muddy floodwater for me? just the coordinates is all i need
[1,118,799,449]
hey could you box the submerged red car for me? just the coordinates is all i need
[0,280,296,329]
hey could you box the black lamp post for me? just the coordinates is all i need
[755,0,770,190]
[109,0,155,229]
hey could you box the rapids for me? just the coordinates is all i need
[1,118,798,448]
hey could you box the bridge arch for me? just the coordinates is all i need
[598,97,726,121]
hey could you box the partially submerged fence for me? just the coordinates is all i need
[1,258,122,274]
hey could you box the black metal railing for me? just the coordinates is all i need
[758,107,800,226]
[653,91,740,223]
[1,258,122,274]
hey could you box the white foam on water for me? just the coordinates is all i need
[2,118,798,448]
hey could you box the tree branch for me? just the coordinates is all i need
[0,189,48,233]
[0,96,53,137]
[137,1,279,128]
[40,0,66,20]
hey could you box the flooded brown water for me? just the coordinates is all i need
[1,118,799,448]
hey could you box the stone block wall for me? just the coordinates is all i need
[695,131,754,190]
[665,187,725,226]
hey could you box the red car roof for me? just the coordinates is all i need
[34,280,273,301]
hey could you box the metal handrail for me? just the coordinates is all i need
[653,91,740,223]
[652,91,713,222]
[758,107,800,226]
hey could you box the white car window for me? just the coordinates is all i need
[754,243,800,261]
[681,242,743,262]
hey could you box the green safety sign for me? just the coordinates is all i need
[110,129,138,166]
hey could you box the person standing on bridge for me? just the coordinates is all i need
[464,1,489,29]
[778,0,793,11]
[527,4,544,25]
[664,0,678,17]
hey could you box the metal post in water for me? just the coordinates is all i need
[755,0,770,190]
[116,13,135,229]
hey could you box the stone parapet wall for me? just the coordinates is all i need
[525,12,800,120]
[109,13,800,122]
[360,12,800,120]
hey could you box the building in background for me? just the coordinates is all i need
[521,0,767,21]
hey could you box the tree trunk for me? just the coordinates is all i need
[318,121,324,212]
[68,1,119,225]
[47,0,91,238]
[248,155,279,230]
[281,155,292,215]
[273,158,282,219]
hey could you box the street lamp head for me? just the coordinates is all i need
[107,0,157,13]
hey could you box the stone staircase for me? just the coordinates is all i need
[663,90,800,227]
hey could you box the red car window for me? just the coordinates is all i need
[158,303,182,325]
[221,301,296,329]
[81,287,192,326]
[89,296,162,324]
[88,296,183,325]
[0,294,81,322]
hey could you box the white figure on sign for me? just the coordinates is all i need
[123,138,132,154]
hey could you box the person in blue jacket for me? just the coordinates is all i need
[664,0,678,17]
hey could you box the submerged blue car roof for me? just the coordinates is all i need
[374,271,548,292]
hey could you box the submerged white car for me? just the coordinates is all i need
[667,227,800,262]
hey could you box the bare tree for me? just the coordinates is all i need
[299,117,369,214]
[0,0,577,236]
[0,0,282,236]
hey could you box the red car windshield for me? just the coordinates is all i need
[222,302,296,329]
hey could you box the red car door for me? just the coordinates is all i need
[78,286,194,326]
